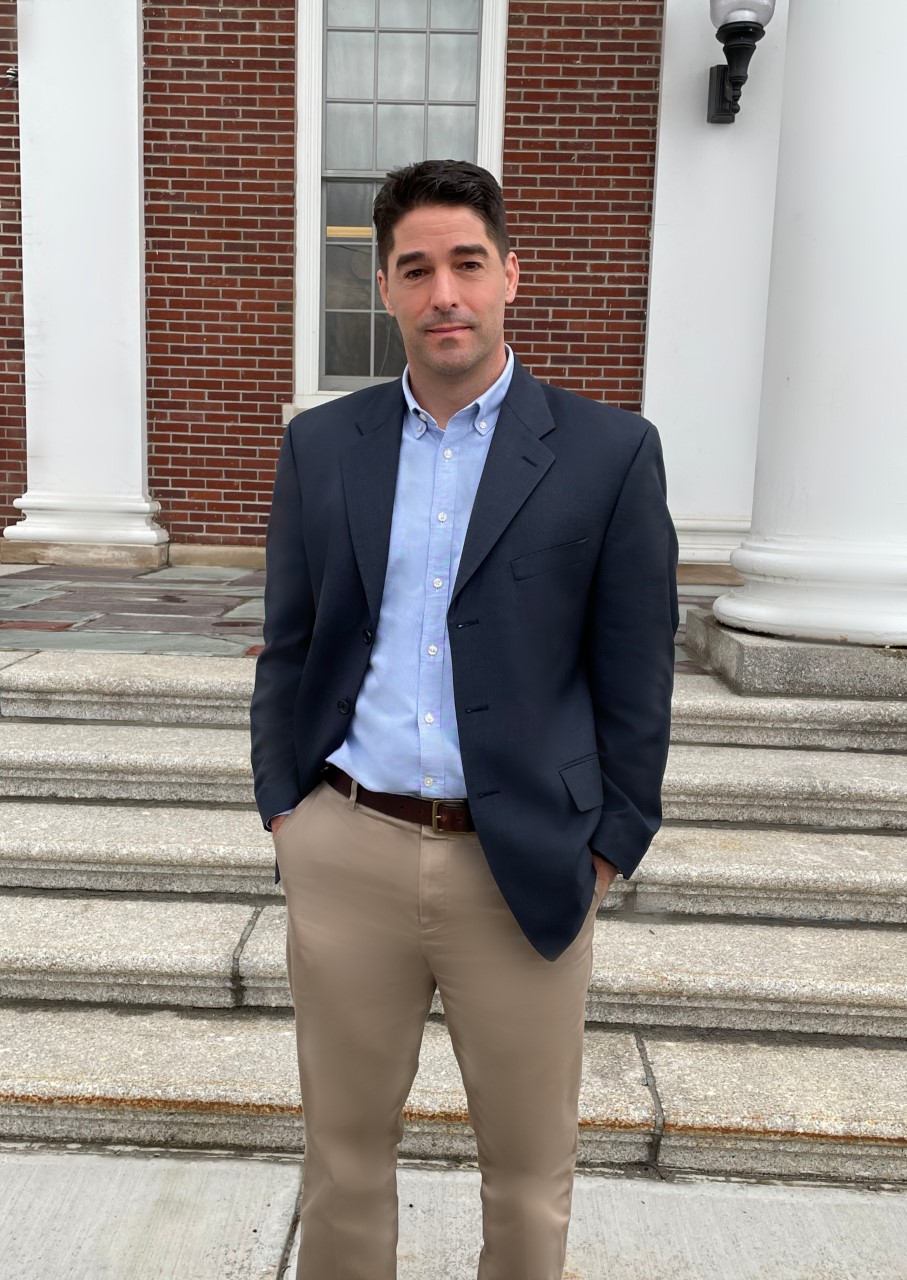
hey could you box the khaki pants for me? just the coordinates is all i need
[276,779,603,1280]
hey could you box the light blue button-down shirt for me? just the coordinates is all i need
[326,347,515,799]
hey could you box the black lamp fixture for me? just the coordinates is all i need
[708,1,776,123]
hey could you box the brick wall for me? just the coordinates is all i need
[503,0,663,409]
[143,2,296,546]
[0,4,25,535]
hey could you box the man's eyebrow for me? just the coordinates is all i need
[393,243,491,271]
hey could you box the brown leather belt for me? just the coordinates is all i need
[324,764,476,835]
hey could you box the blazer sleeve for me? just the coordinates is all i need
[585,421,679,877]
[250,422,316,829]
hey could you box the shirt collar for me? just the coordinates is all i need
[402,345,515,437]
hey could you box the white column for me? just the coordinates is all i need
[643,0,788,564]
[4,0,167,555]
[714,0,907,643]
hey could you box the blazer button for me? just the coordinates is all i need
[362,628,373,644]
[337,699,351,714]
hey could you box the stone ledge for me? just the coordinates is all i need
[686,606,907,697]
[240,905,907,1037]
[0,541,168,570]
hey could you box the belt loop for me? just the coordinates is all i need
[349,777,359,807]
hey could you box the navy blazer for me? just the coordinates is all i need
[250,356,679,960]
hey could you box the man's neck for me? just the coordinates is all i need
[407,350,508,431]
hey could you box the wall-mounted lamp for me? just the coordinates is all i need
[708,1,776,123]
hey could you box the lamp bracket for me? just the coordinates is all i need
[708,20,765,124]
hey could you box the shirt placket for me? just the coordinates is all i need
[417,422,461,798]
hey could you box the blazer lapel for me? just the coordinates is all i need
[341,383,405,623]
[451,362,556,604]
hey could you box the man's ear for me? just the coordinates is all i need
[377,269,394,316]
[504,251,519,305]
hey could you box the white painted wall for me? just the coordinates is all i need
[5,0,165,548]
[643,0,788,563]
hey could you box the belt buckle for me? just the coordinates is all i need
[431,798,469,835]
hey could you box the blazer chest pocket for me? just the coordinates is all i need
[511,537,589,581]
[559,754,603,812]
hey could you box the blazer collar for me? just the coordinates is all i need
[341,356,557,618]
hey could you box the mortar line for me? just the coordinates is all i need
[232,904,265,1006]
[634,1030,667,1175]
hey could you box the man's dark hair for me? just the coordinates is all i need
[373,159,511,274]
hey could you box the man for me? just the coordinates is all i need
[250,159,678,1280]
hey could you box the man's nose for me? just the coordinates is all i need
[430,268,459,311]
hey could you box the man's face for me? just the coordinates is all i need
[377,203,519,389]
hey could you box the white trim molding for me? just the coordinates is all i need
[674,518,751,565]
[291,0,510,412]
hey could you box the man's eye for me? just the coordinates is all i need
[459,261,481,271]
[404,269,425,280]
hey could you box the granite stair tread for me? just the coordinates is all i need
[0,720,254,803]
[0,1003,904,1180]
[1,722,906,826]
[0,895,258,1006]
[6,894,906,1036]
[4,650,906,750]
[0,650,254,725]
[0,799,276,894]
[1,801,905,922]
[627,826,907,923]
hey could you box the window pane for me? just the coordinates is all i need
[326,181,374,232]
[326,31,375,100]
[379,0,427,26]
[326,312,371,376]
[426,104,475,160]
[325,102,374,170]
[376,104,424,169]
[431,0,479,28]
[327,0,375,25]
[429,34,477,102]
[374,313,407,377]
[326,244,373,310]
[378,32,426,101]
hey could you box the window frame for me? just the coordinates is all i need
[293,0,510,411]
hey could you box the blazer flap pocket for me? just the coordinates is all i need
[559,754,603,812]
[511,537,589,581]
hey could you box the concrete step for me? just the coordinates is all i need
[0,1003,904,1182]
[0,721,253,803]
[2,802,905,924]
[4,895,906,1037]
[1,722,906,828]
[0,800,277,894]
[623,826,907,924]
[241,904,907,1038]
[671,673,907,751]
[0,651,252,726]
[4,650,906,751]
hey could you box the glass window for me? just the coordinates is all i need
[431,0,479,28]
[328,0,376,26]
[322,0,482,388]
[326,30,375,100]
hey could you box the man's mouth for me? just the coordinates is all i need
[426,324,472,335]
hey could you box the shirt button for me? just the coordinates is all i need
[427,644,438,656]
[433,578,443,589]
[424,776,433,787]
[424,712,435,724]
[479,420,488,432]
[419,412,427,421]
[437,512,448,523]
[443,448,453,460]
